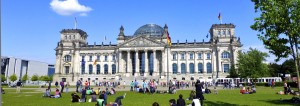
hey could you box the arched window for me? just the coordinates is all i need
[112,64,116,74]
[189,63,194,74]
[96,64,100,74]
[228,30,231,35]
[207,63,212,73]
[104,64,108,74]
[198,63,203,73]
[221,52,230,58]
[172,63,177,74]
[181,63,186,74]
[81,65,85,74]
[89,64,93,74]
[64,55,72,62]
[65,35,67,39]
[68,35,71,39]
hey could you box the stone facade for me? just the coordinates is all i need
[53,23,242,84]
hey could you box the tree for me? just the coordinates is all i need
[237,48,270,80]
[251,0,300,92]
[268,63,282,77]
[21,74,29,82]
[39,76,50,81]
[228,65,239,78]
[9,74,17,82]
[1,75,6,82]
[31,75,39,81]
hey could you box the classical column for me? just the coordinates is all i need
[177,52,180,74]
[127,51,131,74]
[153,50,157,75]
[194,51,197,74]
[203,52,207,73]
[135,50,139,76]
[186,52,189,74]
[118,51,122,73]
[144,50,149,75]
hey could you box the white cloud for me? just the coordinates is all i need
[50,0,92,16]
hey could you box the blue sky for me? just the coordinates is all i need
[2,0,283,64]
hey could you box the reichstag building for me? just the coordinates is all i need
[53,23,242,84]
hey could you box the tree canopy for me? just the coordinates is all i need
[22,74,29,82]
[237,48,269,79]
[31,75,39,81]
[9,74,17,82]
[251,0,300,91]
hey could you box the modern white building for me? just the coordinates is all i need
[1,56,50,82]
[53,23,242,83]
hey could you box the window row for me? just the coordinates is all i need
[171,63,230,74]
[79,64,116,74]
[217,29,231,36]
[64,35,75,39]
[172,53,211,60]
[81,55,116,62]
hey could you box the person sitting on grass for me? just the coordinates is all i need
[204,88,211,94]
[251,86,256,93]
[110,88,116,95]
[213,87,218,94]
[71,92,80,102]
[240,87,245,94]
[89,92,97,102]
[99,91,107,105]
[188,91,196,100]
[152,102,159,106]
[95,93,105,106]
[177,94,186,106]
[169,99,177,106]
[43,89,51,97]
[50,89,61,98]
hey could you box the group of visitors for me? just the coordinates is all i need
[240,86,256,94]
[130,79,157,94]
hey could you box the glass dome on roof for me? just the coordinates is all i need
[134,24,164,36]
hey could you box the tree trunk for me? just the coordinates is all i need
[294,38,300,95]
[288,37,300,95]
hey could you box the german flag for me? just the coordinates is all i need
[166,31,172,46]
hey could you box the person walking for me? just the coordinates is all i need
[60,81,65,93]
[195,79,204,106]
[48,81,52,92]
[76,80,81,92]
[16,80,22,93]
[130,81,134,91]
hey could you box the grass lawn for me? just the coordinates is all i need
[2,86,298,106]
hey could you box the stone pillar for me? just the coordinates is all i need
[203,52,207,73]
[135,50,139,76]
[153,50,157,75]
[108,54,112,74]
[194,51,197,74]
[145,50,148,76]
[186,52,189,74]
[177,52,180,74]
[119,51,122,73]
[127,51,131,74]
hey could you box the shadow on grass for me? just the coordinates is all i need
[204,101,242,106]
[258,99,297,105]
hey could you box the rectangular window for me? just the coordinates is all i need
[190,53,193,60]
[65,66,69,74]
[223,30,226,35]
[113,55,116,61]
[207,53,211,59]
[89,56,92,61]
[173,54,177,60]
[97,55,100,61]
[224,64,229,73]
[105,55,108,61]
[228,30,231,35]
[198,53,202,59]
[218,31,221,36]
[82,56,85,60]
[181,53,185,60]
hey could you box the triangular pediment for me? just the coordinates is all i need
[119,36,165,47]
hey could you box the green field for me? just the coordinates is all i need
[2,87,298,106]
